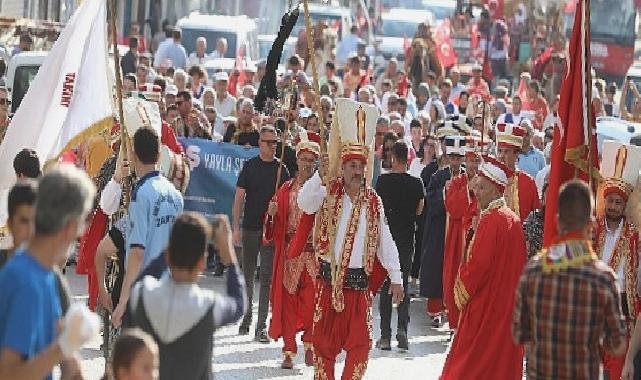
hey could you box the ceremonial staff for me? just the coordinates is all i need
[302,0,325,152]
[274,81,298,195]
[109,0,131,206]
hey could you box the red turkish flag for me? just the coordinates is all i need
[543,0,599,247]
[434,18,458,68]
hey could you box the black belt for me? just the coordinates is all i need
[319,260,369,290]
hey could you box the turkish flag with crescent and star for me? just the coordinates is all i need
[434,18,457,68]
[543,0,599,247]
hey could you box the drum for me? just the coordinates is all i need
[159,145,190,194]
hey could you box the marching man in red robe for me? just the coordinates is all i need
[442,131,486,331]
[264,131,322,369]
[496,122,540,221]
[594,141,641,379]
[441,156,527,380]
[297,98,403,380]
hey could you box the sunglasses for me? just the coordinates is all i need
[0,98,10,105]
[175,101,183,106]
[260,139,278,145]
[376,132,386,137]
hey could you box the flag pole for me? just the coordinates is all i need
[302,0,325,152]
[109,0,130,208]
[583,0,594,194]
[109,0,127,148]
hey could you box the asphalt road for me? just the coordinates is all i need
[59,267,451,379]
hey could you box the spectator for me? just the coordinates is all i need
[213,71,237,117]
[513,180,627,379]
[129,213,246,379]
[448,67,466,102]
[225,99,259,146]
[188,65,206,100]
[163,30,188,70]
[136,64,150,87]
[110,328,158,380]
[122,73,137,97]
[111,127,185,328]
[320,61,343,96]
[0,87,9,144]
[375,58,400,95]
[287,55,303,74]
[210,37,228,59]
[375,140,424,351]
[620,80,641,122]
[176,91,211,139]
[489,20,510,80]
[232,125,289,341]
[241,85,256,100]
[165,84,178,107]
[0,165,97,380]
[188,37,209,66]
[524,80,549,130]
[11,33,32,56]
[121,36,139,76]
[467,64,490,99]
[335,25,360,68]
[173,69,187,92]
[497,95,524,125]
[0,183,35,267]
[517,119,546,179]
[13,148,41,178]
[603,82,620,118]
[202,87,215,108]
[458,91,470,116]
[153,26,174,68]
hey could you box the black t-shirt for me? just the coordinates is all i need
[375,172,424,261]
[223,124,260,147]
[237,156,290,230]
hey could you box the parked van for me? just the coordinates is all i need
[5,51,47,114]
[177,13,259,60]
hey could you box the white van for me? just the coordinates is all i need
[5,51,48,114]
[177,13,259,60]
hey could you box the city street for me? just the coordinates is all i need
[62,267,450,379]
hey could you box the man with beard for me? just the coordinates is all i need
[226,99,259,147]
[496,123,540,221]
[420,134,466,327]
[593,141,641,380]
[441,156,527,380]
[297,99,403,379]
[442,132,486,332]
[264,131,321,369]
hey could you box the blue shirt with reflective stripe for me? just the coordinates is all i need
[127,171,184,271]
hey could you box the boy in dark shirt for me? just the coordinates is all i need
[129,212,246,380]
[375,140,425,351]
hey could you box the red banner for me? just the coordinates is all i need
[434,18,458,68]
[543,0,599,247]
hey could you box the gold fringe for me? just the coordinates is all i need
[43,116,114,171]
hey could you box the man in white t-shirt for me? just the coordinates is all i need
[213,71,237,117]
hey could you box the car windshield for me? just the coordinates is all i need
[11,65,40,114]
[380,19,420,38]
[181,29,238,57]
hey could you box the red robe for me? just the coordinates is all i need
[441,200,526,380]
[593,216,641,379]
[443,174,478,329]
[506,170,540,221]
[265,180,317,353]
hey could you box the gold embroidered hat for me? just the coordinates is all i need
[332,98,379,163]
[496,123,525,150]
[600,140,641,201]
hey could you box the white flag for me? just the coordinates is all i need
[0,0,113,227]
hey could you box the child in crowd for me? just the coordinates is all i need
[128,212,247,379]
[110,328,159,380]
